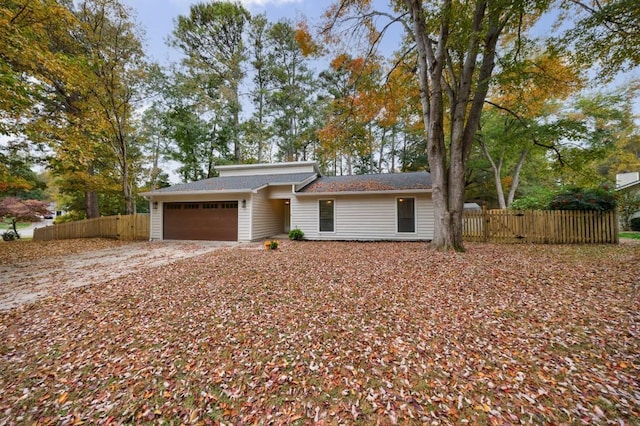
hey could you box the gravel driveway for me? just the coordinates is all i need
[0,240,247,311]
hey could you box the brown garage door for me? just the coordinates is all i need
[163,201,238,241]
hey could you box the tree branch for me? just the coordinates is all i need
[484,100,565,165]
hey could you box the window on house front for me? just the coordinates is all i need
[319,200,334,232]
[397,198,415,233]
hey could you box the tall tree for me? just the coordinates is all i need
[245,14,271,162]
[265,19,317,162]
[3,0,107,218]
[75,0,146,215]
[479,48,583,208]
[171,1,250,162]
[317,54,385,175]
[321,0,552,250]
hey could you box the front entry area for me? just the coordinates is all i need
[163,201,238,241]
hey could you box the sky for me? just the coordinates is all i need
[120,0,332,65]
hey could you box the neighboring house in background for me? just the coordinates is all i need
[615,172,640,225]
[46,203,67,219]
[140,161,434,242]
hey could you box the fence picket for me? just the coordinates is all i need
[33,214,150,241]
[463,209,618,244]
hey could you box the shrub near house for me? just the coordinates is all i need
[549,187,616,211]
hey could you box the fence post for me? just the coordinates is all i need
[482,206,489,242]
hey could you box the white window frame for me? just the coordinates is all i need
[396,197,417,233]
[318,199,336,233]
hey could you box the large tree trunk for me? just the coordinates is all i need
[85,163,100,218]
[406,0,502,251]
[85,191,99,218]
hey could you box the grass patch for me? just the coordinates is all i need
[619,232,640,240]
[2,221,31,230]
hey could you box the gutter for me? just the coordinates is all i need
[140,189,253,197]
[615,181,640,192]
[294,188,433,196]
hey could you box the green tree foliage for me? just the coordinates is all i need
[171,1,250,161]
[245,14,271,162]
[557,0,640,81]
[553,88,639,187]
[617,191,640,230]
[2,0,146,218]
[549,187,616,211]
[265,20,318,162]
[0,139,46,199]
[0,0,79,135]
[75,0,147,215]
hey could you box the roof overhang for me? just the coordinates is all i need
[294,188,432,196]
[294,174,319,192]
[140,189,253,198]
[615,180,640,192]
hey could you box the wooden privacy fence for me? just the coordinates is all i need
[33,214,150,241]
[463,209,618,244]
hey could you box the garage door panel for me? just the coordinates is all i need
[163,202,238,240]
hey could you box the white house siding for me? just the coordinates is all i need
[218,162,316,177]
[149,202,163,240]
[251,190,285,240]
[291,193,434,241]
[148,193,251,241]
[267,185,294,199]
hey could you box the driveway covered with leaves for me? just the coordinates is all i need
[1,241,638,424]
[0,239,241,311]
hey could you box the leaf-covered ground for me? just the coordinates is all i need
[0,238,130,265]
[1,241,638,424]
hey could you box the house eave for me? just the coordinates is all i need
[615,181,640,192]
[294,188,433,196]
[140,189,253,198]
[294,173,320,192]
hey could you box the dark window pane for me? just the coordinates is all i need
[319,200,334,232]
[397,198,415,232]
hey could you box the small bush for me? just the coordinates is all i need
[631,217,640,232]
[510,188,556,210]
[548,187,616,211]
[288,229,304,241]
[264,240,279,250]
[54,211,86,224]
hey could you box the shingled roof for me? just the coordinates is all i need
[143,172,317,195]
[297,172,431,193]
